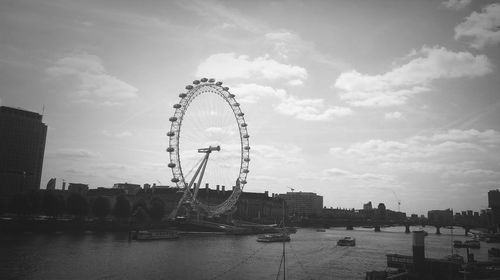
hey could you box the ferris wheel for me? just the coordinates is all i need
[166,78,250,219]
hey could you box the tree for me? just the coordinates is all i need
[42,191,65,218]
[132,198,147,213]
[133,206,150,224]
[9,194,30,216]
[92,196,111,220]
[149,197,165,222]
[66,193,89,219]
[112,195,131,221]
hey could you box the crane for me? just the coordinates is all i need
[288,187,295,192]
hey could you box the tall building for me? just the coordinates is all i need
[0,106,47,196]
[278,191,323,217]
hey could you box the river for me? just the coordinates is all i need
[0,226,495,280]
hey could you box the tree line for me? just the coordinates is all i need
[1,191,167,223]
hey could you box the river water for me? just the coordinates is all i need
[0,226,495,280]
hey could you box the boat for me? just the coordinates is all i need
[284,227,297,234]
[316,228,326,232]
[453,240,463,248]
[135,230,179,240]
[488,248,500,261]
[337,236,356,246]
[257,232,291,243]
[443,254,465,264]
[453,239,480,249]
[464,239,480,249]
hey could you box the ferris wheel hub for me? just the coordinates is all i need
[197,145,221,153]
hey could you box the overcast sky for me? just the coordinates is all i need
[1,0,499,215]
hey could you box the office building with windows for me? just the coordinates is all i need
[0,106,47,196]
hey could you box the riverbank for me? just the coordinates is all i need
[0,217,282,235]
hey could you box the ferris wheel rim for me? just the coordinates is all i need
[166,78,250,216]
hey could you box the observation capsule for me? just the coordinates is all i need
[201,78,208,82]
[243,134,249,138]
[167,131,175,137]
[233,102,240,107]
[223,87,229,91]
[215,81,223,86]
[171,178,180,183]
[228,94,235,98]
[240,180,247,184]
[237,112,244,117]
[166,147,174,152]
[179,93,187,98]
[168,163,176,168]
[244,158,250,162]
[241,123,247,127]
[208,78,215,83]
[193,80,200,85]
[243,169,249,173]
[244,146,250,150]
[185,85,193,90]
[173,104,181,109]
[169,117,178,122]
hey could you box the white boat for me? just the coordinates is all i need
[337,236,356,246]
[135,230,179,240]
[464,239,480,249]
[257,232,291,243]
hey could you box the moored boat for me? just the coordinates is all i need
[257,232,290,243]
[337,236,356,246]
[464,239,480,249]
[135,230,179,240]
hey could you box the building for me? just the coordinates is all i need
[278,191,323,217]
[0,106,47,197]
[68,183,89,194]
[427,209,453,226]
[113,183,141,195]
[489,190,500,232]
[363,201,373,210]
[46,178,56,190]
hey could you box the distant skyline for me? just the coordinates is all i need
[1,0,499,215]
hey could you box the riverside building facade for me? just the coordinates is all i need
[278,191,323,217]
[0,106,47,197]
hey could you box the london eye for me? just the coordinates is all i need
[166,78,250,219]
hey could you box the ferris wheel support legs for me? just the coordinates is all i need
[168,147,218,220]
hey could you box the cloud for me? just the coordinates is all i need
[330,129,500,176]
[441,0,471,10]
[385,111,403,120]
[276,96,353,121]
[204,126,237,137]
[265,31,298,59]
[334,46,492,107]
[46,53,138,105]
[231,83,287,103]
[251,144,303,164]
[102,130,133,138]
[455,3,500,49]
[196,53,307,84]
[49,148,99,159]
[322,168,395,183]
[231,83,352,121]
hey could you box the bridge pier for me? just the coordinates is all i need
[435,226,441,235]
[374,225,381,232]
[405,224,410,234]
[346,225,353,230]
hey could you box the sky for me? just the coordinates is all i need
[1,0,500,215]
